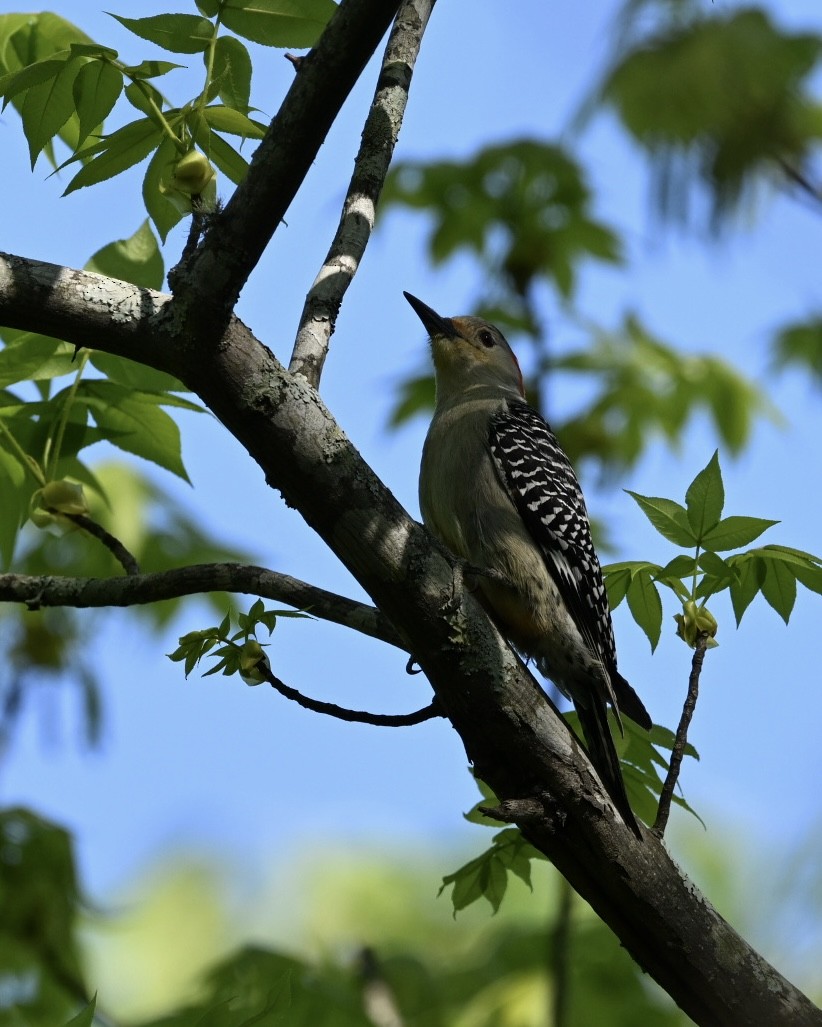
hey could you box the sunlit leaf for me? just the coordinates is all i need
[84,219,164,289]
[63,118,162,194]
[72,57,122,145]
[210,34,252,111]
[219,0,337,49]
[625,491,695,546]
[701,515,778,552]
[685,450,724,537]
[109,13,215,54]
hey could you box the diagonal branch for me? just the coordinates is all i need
[169,0,404,344]
[289,0,437,386]
[0,563,405,650]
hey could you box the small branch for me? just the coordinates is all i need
[776,156,822,208]
[259,659,441,727]
[289,0,437,386]
[169,0,405,342]
[0,563,405,650]
[653,632,709,836]
[62,513,140,576]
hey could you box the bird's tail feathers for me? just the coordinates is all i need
[575,701,642,838]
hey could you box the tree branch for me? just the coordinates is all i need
[61,513,140,576]
[258,658,441,726]
[168,0,404,345]
[0,563,405,650]
[653,631,709,836]
[289,0,436,386]
[0,240,819,1027]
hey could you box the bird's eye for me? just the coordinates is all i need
[478,330,495,348]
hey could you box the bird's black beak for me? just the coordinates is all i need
[403,292,457,340]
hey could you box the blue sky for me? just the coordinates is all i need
[2,0,821,987]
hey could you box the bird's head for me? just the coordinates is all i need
[404,292,524,402]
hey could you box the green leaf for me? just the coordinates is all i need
[196,0,221,15]
[626,569,663,651]
[727,554,768,624]
[21,53,83,166]
[78,382,190,480]
[63,117,162,194]
[697,550,736,583]
[685,450,724,537]
[0,333,76,387]
[387,372,435,428]
[602,565,632,608]
[89,353,186,394]
[760,558,797,624]
[0,446,28,567]
[625,491,696,546]
[73,57,123,145]
[701,515,779,552]
[122,59,184,79]
[203,104,266,138]
[61,995,97,1027]
[773,317,822,384]
[84,219,164,289]
[220,0,337,49]
[109,13,215,54]
[0,51,70,107]
[211,34,252,111]
[658,554,697,578]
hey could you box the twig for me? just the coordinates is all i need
[259,658,441,727]
[169,0,405,340]
[653,631,709,835]
[61,513,140,576]
[289,0,437,386]
[776,156,822,208]
[0,563,405,650]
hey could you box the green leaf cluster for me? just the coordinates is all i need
[0,808,88,1026]
[0,1,336,238]
[605,451,822,651]
[597,7,822,220]
[384,140,621,305]
[773,316,822,385]
[553,314,771,469]
[443,727,700,919]
[168,598,311,683]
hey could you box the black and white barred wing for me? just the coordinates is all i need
[488,401,618,673]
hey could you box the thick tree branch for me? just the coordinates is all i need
[0,263,819,1024]
[169,0,404,344]
[289,0,436,386]
[0,563,404,650]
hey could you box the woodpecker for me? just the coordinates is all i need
[405,292,651,835]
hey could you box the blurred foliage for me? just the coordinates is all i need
[773,316,822,384]
[75,822,687,1026]
[5,805,818,1025]
[0,808,89,1026]
[384,140,622,311]
[548,315,772,471]
[596,6,822,224]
